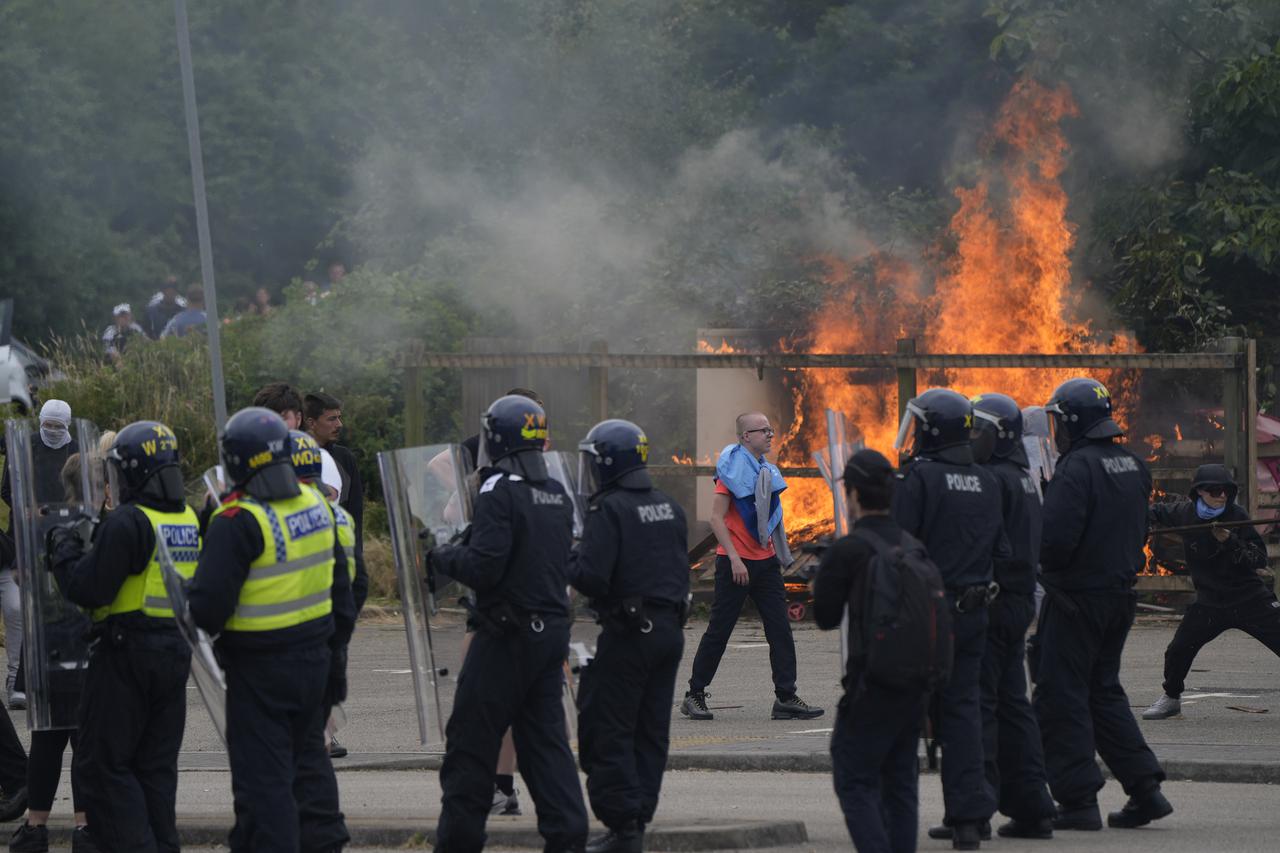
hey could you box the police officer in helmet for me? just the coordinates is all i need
[892,388,1007,850]
[570,420,689,853]
[49,421,198,851]
[187,408,354,851]
[968,394,1056,839]
[429,395,588,853]
[1033,378,1171,830]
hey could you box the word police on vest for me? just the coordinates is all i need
[945,473,984,493]
[1102,456,1140,475]
[285,504,334,538]
[160,523,201,564]
[638,503,676,523]
[532,489,565,506]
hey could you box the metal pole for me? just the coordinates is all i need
[174,0,229,435]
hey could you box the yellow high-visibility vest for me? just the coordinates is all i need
[304,482,356,581]
[93,504,201,622]
[213,487,335,632]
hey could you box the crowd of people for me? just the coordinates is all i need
[99,262,349,362]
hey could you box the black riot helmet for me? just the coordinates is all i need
[578,419,653,496]
[971,393,1028,466]
[288,430,324,482]
[221,407,300,500]
[895,388,975,464]
[481,394,548,463]
[1044,377,1122,452]
[108,420,186,503]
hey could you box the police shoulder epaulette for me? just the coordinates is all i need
[480,473,505,494]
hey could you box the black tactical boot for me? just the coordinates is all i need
[585,820,643,853]
[1108,788,1173,828]
[952,822,982,850]
[770,694,824,720]
[8,823,47,853]
[1053,799,1102,831]
[928,821,991,840]
[680,691,712,721]
[997,817,1054,839]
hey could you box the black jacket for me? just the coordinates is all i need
[891,455,1009,589]
[1150,498,1269,607]
[2,438,78,517]
[187,493,355,654]
[432,469,574,616]
[985,458,1043,596]
[569,484,689,609]
[813,515,904,687]
[51,497,190,639]
[1040,438,1151,591]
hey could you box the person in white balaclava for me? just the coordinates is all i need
[1,400,77,710]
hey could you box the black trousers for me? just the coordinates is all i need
[937,605,995,824]
[437,616,587,853]
[28,728,80,813]
[830,684,925,853]
[76,636,190,852]
[688,555,797,697]
[577,612,683,830]
[1031,591,1163,804]
[1163,596,1280,697]
[979,594,1054,822]
[0,706,25,793]
[224,644,347,853]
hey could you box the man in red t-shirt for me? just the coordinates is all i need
[680,412,824,721]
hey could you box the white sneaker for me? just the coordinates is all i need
[489,786,521,816]
[1142,694,1181,720]
[7,692,25,711]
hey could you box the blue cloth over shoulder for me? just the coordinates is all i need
[716,443,787,546]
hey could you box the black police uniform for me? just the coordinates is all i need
[979,457,1055,826]
[188,488,354,852]
[1150,466,1275,699]
[815,513,928,853]
[51,497,192,852]
[570,479,689,837]
[431,463,588,853]
[1033,439,1164,807]
[892,455,1006,828]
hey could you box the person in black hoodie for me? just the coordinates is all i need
[814,449,929,853]
[1142,464,1273,720]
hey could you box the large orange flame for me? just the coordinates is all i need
[778,79,1138,533]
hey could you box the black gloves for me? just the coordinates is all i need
[45,523,84,573]
[325,645,349,708]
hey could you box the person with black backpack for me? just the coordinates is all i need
[814,449,952,853]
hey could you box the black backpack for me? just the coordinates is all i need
[850,529,953,692]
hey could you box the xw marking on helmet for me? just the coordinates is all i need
[1093,385,1110,399]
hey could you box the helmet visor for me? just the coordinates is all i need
[893,402,926,457]
[577,440,602,500]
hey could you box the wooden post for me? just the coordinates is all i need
[896,338,917,421]
[588,339,608,423]
[403,363,425,447]
[1221,336,1243,486]
[1246,338,1259,515]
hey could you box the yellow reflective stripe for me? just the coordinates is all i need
[246,550,332,581]
[234,589,330,619]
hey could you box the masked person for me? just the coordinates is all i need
[967,394,1055,840]
[187,408,354,852]
[1033,378,1171,830]
[570,420,689,853]
[891,388,1007,851]
[814,449,937,853]
[1142,465,1273,720]
[428,395,588,853]
[48,422,196,852]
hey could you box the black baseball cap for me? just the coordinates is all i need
[841,448,894,490]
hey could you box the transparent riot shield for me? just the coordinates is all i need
[377,444,471,748]
[201,465,227,506]
[544,451,585,538]
[159,538,227,746]
[5,418,102,730]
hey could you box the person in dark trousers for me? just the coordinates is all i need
[1143,464,1274,719]
[48,421,196,852]
[968,394,1056,840]
[814,449,929,853]
[681,411,823,722]
[570,419,690,853]
[1033,377,1172,831]
[891,388,1007,851]
[429,395,588,853]
[188,408,354,852]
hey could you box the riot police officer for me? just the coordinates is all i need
[1033,378,1171,830]
[969,394,1055,839]
[892,388,1007,851]
[429,395,588,853]
[187,408,354,852]
[49,421,197,852]
[289,431,359,589]
[570,420,689,853]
